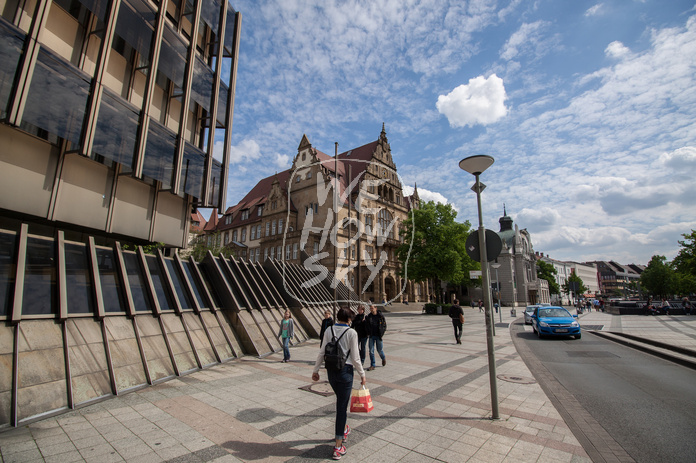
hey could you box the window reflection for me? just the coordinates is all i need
[65,243,95,314]
[122,252,152,312]
[180,142,205,199]
[200,0,221,35]
[209,159,222,206]
[22,237,56,316]
[0,19,25,120]
[159,25,187,89]
[199,261,222,308]
[182,261,206,309]
[114,0,155,63]
[190,56,214,112]
[143,119,176,188]
[92,88,139,167]
[0,232,16,317]
[164,258,194,310]
[145,255,174,311]
[96,247,127,313]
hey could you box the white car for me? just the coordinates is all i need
[524,305,540,324]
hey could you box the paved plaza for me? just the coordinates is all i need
[3,305,694,463]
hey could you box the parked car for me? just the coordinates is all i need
[531,306,581,339]
[524,305,540,325]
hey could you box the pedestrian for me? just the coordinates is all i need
[470,300,475,310]
[351,304,369,364]
[478,299,483,313]
[682,297,691,315]
[448,299,464,344]
[278,309,294,363]
[494,302,499,314]
[660,299,671,315]
[365,303,387,371]
[319,309,334,347]
[312,307,366,460]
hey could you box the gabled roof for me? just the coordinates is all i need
[203,208,218,232]
[190,210,207,232]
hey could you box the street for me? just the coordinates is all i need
[513,320,696,463]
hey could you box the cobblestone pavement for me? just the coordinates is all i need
[0,307,594,462]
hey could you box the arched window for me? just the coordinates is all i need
[378,209,394,238]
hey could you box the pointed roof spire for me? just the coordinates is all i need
[298,134,311,151]
[503,203,507,216]
[380,122,387,142]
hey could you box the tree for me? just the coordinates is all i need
[536,260,560,296]
[562,272,588,300]
[640,255,674,298]
[396,201,478,298]
[190,232,234,262]
[672,230,696,277]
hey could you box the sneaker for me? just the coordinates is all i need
[333,445,346,460]
[343,425,350,442]
[382,358,386,366]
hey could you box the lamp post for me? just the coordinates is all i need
[458,154,499,420]
[491,263,501,323]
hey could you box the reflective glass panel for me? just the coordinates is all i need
[208,159,222,205]
[122,251,151,312]
[114,0,155,63]
[22,237,56,316]
[143,119,176,188]
[158,25,187,88]
[0,19,25,120]
[190,56,214,112]
[65,243,95,314]
[92,88,139,167]
[95,247,126,313]
[180,142,205,199]
[23,48,90,145]
[76,0,108,21]
[164,258,194,309]
[199,261,222,307]
[217,83,228,126]
[0,232,16,317]
[200,0,220,34]
[145,255,174,311]
[223,8,236,55]
[182,261,206,309]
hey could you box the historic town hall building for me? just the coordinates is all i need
[202,125,430,304]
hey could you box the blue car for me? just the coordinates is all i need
[531,306,581,339]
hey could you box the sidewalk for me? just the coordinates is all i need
[0,308,590,463]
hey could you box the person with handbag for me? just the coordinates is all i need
[448,299,465,344]
[312,307,366,460]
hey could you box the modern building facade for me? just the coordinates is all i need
[537,254,600,303]
[202,126,431,304]
[1,0,241,247]
[593,260,642,298]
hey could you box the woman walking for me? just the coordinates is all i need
[278,310,294,362]
[312,308,366,460]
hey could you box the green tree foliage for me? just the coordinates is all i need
[640,255,674,298]
[673,230,696,277]
[190,232,234,262]
[536,260,560,296]
[396,200,478,287]
[561,272,588,297]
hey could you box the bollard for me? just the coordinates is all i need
[510,308,516,317]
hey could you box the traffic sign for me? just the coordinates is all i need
[465,229,503,262]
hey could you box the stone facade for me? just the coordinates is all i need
[204,126,430,304]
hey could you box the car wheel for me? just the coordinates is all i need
[536,329,543,339]
[575,333,582,340]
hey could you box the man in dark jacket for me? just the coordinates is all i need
[365,303,387,371]
[351,304,369,365]
[319,309,334,347]
[448,299,464,344]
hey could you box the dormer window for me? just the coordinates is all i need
[257,206,263,216]
[241,210,249,220]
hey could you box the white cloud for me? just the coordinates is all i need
[402,185,451,207]
[514,207,561,232]
[500,21,547,61]
[605,41,630,58]
[229,138,262,164]
[659,146,696,170]
[436,74,508,128]
[585,4,603,17]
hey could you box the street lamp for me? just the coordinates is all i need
[458,154,499,420]
[491,263,501,323]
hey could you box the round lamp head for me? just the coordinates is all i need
[459,155,495,175]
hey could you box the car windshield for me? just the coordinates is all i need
[526,306,539,312]
[538,308,570,318]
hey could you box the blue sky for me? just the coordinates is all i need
[217,0,696,265]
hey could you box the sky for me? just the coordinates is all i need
[217,0,696,266]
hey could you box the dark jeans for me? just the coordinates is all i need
[327,364,354,440]
[282,337,290,360]
[451,320,462,341]
[358,337,367,364]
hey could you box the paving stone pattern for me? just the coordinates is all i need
[0,309,591,462]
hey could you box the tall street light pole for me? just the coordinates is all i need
[459,155,499,420]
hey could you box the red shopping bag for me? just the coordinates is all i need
[350,386,373,413]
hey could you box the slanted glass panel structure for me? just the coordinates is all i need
[143,119,176,188]
[22,48,91,145]
[199,263,222,308]
[96,247,127,313]
[209,159,222,206]
[145,255,174,311]
[164,258,194,310]
[181,260,207,309]
[0,231,16,317]
[65,243,96,315]
[190,56,214,112]
[200,0,221,34]
[92,88,140,166]
[0,19,25,120]
[180,142,205,199]
[22,237,57,316]
[114,0,156,64]
[75,0,110,21]
[158,25,188,89]
[217,84,228,125]
[223,7,236,54]
[122,251,152,312]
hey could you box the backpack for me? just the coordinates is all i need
[324,326,351,371]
